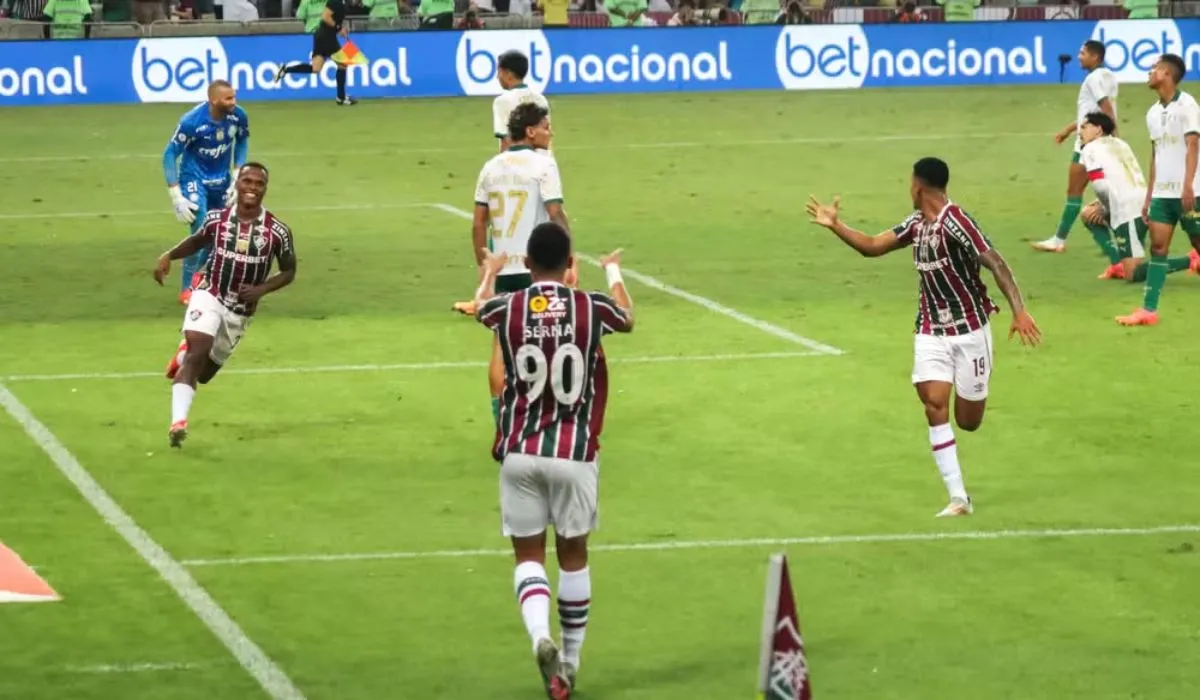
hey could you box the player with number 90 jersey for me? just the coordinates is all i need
[474,146,563,281]
[477,284,632,463]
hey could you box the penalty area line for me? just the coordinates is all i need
[180,524,1200,568]
[0,383,307,700]
[430,203,844,356]
[1,351,825,382]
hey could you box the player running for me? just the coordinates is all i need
[1033,40,1118,253]
[492,50,550,151]
[1077,111,1197,282]
[474,221,633,700]
[453,103,573,425]
[153,163,297,448]
[806,157,1041,517]
[162,79,250,305]
[1117,53,1200,326]
[274,0,358,106]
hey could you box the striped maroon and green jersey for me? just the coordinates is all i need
[195,207,295,316]
[477,282,633,463]
[892,203,1000,336]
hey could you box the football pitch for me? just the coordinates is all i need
[2,86,1199,700]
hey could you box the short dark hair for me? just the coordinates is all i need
[498,50,529,81]
[1160,53,1186,83]
[1083,110,1116,136]
[1082,39,1105,62]
[508,103,549,143]
[913,157,950,190]
[239,162,269,180]
[527,222,571,274]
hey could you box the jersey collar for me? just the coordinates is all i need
[507,144,533,152]
[1161,90,1181,106]
[507,83,528,91]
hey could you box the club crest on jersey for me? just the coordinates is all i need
[529,292,567,320]
[922,231,941,253]
[216,129,224,142]
[253,234,267,250]
[189,309,202,321]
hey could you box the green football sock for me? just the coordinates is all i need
[1055,196,1083,239]
[1085,222,1123,264]
[1131,256,1191,282]
[1141,255,1169,312]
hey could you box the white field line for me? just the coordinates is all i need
[0,131,1048,165]
[2,351,822,383]
[181,524,1200,568]
[67,662,203,674]
[0,201,435,221]
[432,203,844,356]
[0,385,306,700]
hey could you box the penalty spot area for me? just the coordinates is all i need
[0,542,60,603]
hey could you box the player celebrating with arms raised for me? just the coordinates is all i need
[1117,53,1200,326]
[807,157,1040,517]
[455,102,573,424]
[162,79,250,305]
[1033,40,1118,253]
[153,164,297,448]
[492,50,550,150]
[474,222,633,700]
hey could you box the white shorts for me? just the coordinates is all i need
[911,324,993,401]
[181,290,250,366]
[499,453,598,539]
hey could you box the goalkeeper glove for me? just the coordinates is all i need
[168,185,199,224]
[224,180,237,207]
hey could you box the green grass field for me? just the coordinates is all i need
[1,85,1199,700]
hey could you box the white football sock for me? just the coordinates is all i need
[171,383,195,424]
[929,423,968,501]
[557,567,591,668]
[513,561,552,652]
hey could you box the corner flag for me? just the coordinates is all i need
[332,40,368,66]
[757,554,812,700]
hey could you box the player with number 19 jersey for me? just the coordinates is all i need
[477,284,632,463]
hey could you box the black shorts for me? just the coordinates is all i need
[312,29,341,59]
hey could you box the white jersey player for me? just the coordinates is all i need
[493,50,551,150]
[1117,54,1200,326]
[1034,40,1118,253]
[456,102,573,426]
[1077,111,1151,280]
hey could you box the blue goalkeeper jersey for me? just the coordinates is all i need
[163,103,250,190]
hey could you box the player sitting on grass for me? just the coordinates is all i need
[153,163,297,448]
[1076,111,1198,282]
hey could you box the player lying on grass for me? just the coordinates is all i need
[806,157,1040,517]
[153,163,297,448]
[1075,111,1199,282]
[453,103,575,426]
[474,222,632,700]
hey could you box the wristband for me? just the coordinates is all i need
[605,263,623,288]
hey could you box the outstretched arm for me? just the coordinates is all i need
[805,195,906,257]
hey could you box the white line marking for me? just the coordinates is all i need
[1,132,1047,165]
[2,351,824,382]
[0,384,306,700]
[0,201,434,222]
[68,662,202,674]
[432,203,845,356]
[180,524,1200,567]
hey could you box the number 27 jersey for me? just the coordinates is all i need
[477,282,633,463]
[474,147,563,277]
